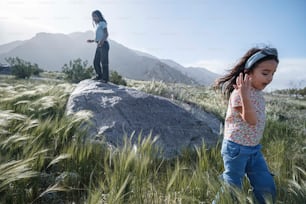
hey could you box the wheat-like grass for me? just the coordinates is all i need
[0,78,305,203]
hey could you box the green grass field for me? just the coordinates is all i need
[0,76,305,203]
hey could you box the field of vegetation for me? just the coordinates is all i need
[0,75,305,203]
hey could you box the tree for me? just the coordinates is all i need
[5,57,41,79]
[62,58,94,83]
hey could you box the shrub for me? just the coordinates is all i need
[62,58,94,83]
[110,70,127,86]
[5,57,42,79]
[31,63,44,76]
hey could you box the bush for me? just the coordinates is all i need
[32,63,44,76]
[62,58,94,83]
[5,57,42,79]
[110,70,127,86]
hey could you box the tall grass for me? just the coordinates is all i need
[0,78,305,203]
[129,80,226,120]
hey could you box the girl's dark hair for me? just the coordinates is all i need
[214,47,279,99]
[92,10,107,24]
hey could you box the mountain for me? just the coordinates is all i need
[0,31,219,85]
[161,59,219,86]
[0,31,94,71]
[0,40,25,55]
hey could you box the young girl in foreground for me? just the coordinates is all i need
[214,47,279,203]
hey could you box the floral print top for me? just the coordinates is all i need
[224,87,266,146]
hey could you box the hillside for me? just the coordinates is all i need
[0,31,219,85]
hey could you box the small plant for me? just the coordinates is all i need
[110,71,127,86]
[5,57,43,79]
[31,63,44,76]
[62,58,94,83]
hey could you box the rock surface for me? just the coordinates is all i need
[66,79,220,158]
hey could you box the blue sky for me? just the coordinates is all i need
[0,0,305,89]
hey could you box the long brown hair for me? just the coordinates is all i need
[214,47,279,99]
[92,10,107,26]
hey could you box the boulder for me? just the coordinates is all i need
[66,79,220,158]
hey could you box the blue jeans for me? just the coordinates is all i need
[94,41,109,81]
[215,139,276,203]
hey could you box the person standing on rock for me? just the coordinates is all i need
[87,10,109,82]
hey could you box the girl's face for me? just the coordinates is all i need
[249,59,278,90]
[92,13,99,23]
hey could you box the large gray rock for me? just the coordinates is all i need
[66,79,220,158]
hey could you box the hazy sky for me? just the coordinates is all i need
[0,0,305,89]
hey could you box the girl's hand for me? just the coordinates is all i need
[234,73,252,99]
[234,73,257,125]
[98,41,104,47]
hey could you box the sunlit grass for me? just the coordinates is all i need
[0,78,305,203]
[128,80,226,120]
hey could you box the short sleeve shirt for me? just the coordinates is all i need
[95,21,107,42]
[224,88,266,146]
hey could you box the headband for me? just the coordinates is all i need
[245,48,278,69]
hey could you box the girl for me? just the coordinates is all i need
[87,10,109,82]
[213,47,279,203]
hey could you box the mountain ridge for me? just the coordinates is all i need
[0,31,219,85]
